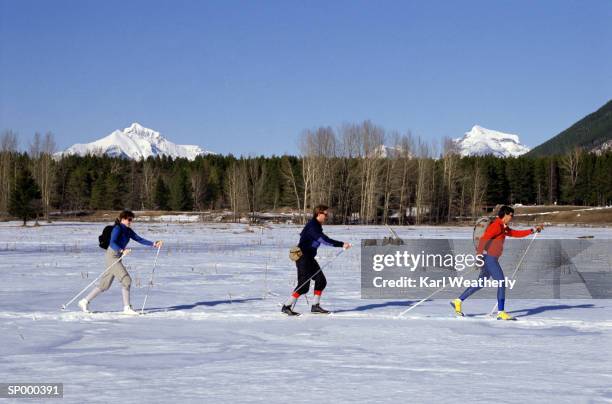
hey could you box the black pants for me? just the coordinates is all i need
[294,255,327,295]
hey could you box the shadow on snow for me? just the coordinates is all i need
[507,303,596,317]
[145,297,263,313]
[333,300,415,313]
[465,303,597,318]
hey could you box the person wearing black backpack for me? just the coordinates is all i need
[79,210,163,315]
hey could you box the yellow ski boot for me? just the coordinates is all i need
[450,299,464,317]
[496,311,516,321]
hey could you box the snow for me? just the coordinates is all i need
[454,125,530,157]
[55,123,214,161]
[371,144,411,158]
[0,222,611,403]
[138,214,201,223]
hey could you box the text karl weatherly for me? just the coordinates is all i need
[372,276,517,290]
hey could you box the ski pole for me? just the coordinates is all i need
[61,253,126,310]
[288,248,346,308]
[488,231,539,317]
[141,245,162,314]
[396,265,481,318]
[396,286,447,318]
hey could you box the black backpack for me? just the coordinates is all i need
[99,224,124,249]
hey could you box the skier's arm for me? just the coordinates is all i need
[129,229,154,247]
[507,228,533,238]
[318,232,344,248]
[305,225,344,248]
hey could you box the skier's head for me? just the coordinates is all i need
[116,210,135,227]
[313,204,329,224]
[497,205,515,224]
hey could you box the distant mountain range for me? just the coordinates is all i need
[57,100,612,161]
[56,123,214,160]
[527,100,612,157]
[453,125,530,157]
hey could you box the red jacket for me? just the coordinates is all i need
[477,217,533,257]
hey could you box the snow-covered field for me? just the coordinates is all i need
[1,222,611,403]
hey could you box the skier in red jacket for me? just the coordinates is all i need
[451,205,543,320]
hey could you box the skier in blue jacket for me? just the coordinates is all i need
[282,205,351,316]
[79,210,162,315]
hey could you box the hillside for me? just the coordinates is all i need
[527,100,612,156]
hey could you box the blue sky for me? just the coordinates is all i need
[1,0,610,155]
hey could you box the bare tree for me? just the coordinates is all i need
[381,132,402,224]
[356,121,384,224]
[561,146,583,203]
[29,133,43,224]
[397,132,414,224]
[299,130,317,219]
[245,158,267,221]
[190,166,207,211]
[414,138,432,224]
[280,156,302,220]
[310,127,337,207]
[442,137,460,222]
[40,132,56,221]
[468,158,486,218]
[336,125,361,223]
[142,160,155,209]
[225,161,248,222]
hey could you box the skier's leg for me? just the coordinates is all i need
[451,262,491,315]
[79,286,103,312]
[293,256,313,296]
[102,249,133,310]
[79,250,119,312]
[97,274,114,292]
[85,287,102,302]
[311,260,326,305]
[283,257,310,314]
[114,264,133,310]
[459,266,489,301]
[310,261,330,313]
[486,257,506,311]
[98,249,124,292]
[122,287,131,307]
[284,292,300,307]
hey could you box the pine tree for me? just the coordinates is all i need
[105,174,124,210]
[9,166,42,226]
[154,177,170,210]
[90,175,108,210]
[170,168,193,211]
[484,157,509,205]
[66,166,90,210]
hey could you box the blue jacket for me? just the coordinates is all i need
[298,218,343,258]
[109,224,154,252]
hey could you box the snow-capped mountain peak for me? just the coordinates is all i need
[124,122,162,141]
[56,123,214,160]
[454,125,529,157]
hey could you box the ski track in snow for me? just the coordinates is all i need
[0,222,611,403]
